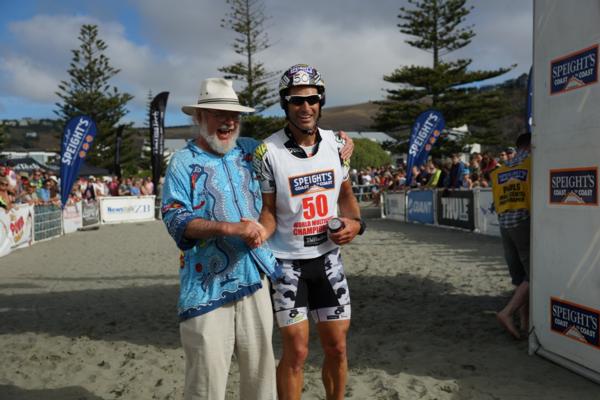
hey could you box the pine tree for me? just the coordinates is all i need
[219,0,279,112]
[373,0,514,153]
[55,24,136,172]
[0,125,6,151]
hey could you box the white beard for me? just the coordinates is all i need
[193,119,239,155]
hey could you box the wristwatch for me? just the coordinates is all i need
[353,218,366,235]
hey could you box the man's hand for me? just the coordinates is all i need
[239,218,267,248]
[337,130,354,161]
[236,219,267,248]
[328,217,360,245]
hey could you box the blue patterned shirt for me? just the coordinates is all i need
[161,138,280,320]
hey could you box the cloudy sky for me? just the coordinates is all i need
[0,0,532,127]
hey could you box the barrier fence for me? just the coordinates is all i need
[2,190,500,259]
[382,188,500,237]
[0,196,155,259]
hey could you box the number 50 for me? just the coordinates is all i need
[302,194,328,219]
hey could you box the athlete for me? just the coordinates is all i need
[253,64,365,400]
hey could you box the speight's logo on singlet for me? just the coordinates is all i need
[289,170,335,196]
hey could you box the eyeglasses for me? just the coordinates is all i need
[204,110,241,122]
[285,94,322,106]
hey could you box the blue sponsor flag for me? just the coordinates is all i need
[526,66,533,134]
[405,110,445,185]
[60,115,97,208]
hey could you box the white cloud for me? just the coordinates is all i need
[0,0,534,124]
[1,56,59,102]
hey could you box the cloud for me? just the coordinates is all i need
[0,0,533,125]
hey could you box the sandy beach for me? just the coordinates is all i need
[1,210,598,400]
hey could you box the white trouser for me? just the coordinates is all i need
[180,276,276,400]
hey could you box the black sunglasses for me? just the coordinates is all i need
[285,94,322,106]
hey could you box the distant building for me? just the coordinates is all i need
[345,131,397,144]
[0,151,58,165]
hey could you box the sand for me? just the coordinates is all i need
[1,212,598,399]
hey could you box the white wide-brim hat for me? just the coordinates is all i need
[182,78,255,115]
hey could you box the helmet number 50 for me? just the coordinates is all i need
[302,194,328,220]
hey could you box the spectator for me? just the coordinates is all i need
[425,160,442,187]
[37,179,53,204]
[119,177,132,196]
[16,182,39,205]
[108,176,120,196]
[130,179,142,196]
[30,169,44,189]
[448,153,466,188]
[0,175,13,210]
[480,151,498,176]
[142,176,154,195]
[505,147,516,161]
[491,133,532,339]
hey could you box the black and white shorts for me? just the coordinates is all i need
[271,248,351,327]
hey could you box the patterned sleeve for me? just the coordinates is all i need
[161,154,198,250]
[253,142,276,194]
[334,133,351,181]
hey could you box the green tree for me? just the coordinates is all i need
[219,0,279,112]
[240,115,285,140]
[350,139,392,170]
[373,0,513,153]
[0,125,6,151]
[55,24,136,172]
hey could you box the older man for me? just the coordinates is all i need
[161,78,280,400]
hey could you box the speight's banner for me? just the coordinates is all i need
[150,92,169,195]
[60,115,97,208]
[550,44,598,95]
[549,167,598,206]
[551,297,600,348]
[405,110,445,185]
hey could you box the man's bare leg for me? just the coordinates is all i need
[497,281,529,339]
[317,320,350,400]
[277,320,309,400]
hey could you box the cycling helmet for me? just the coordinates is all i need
[279,64,326,109]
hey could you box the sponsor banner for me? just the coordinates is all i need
[150,92,169,195]
[82,200,100,228]
[475,189,500,237]
[99,196,156,224]
[60,115,97,207]
[550,44,598,95]
[551,297,600,348]
[0,209,12,257]
[289,170,335,196]
[9,204,34,249]
[406,190,435,224]
[63,202,83,233]
[437,190,475,230]
[384,192,406,221]
[406,109,445,184]
[33,205,62,242]
[549,167,598,206]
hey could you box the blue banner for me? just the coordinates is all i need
[406,110,445,185]
[526,67,533,134]
[407,190,435,224]
[60,115,97,208]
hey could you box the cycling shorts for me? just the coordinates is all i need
[271,248,351,327]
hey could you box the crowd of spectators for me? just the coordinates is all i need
[0,165,159,211]
[350,147,518,205]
